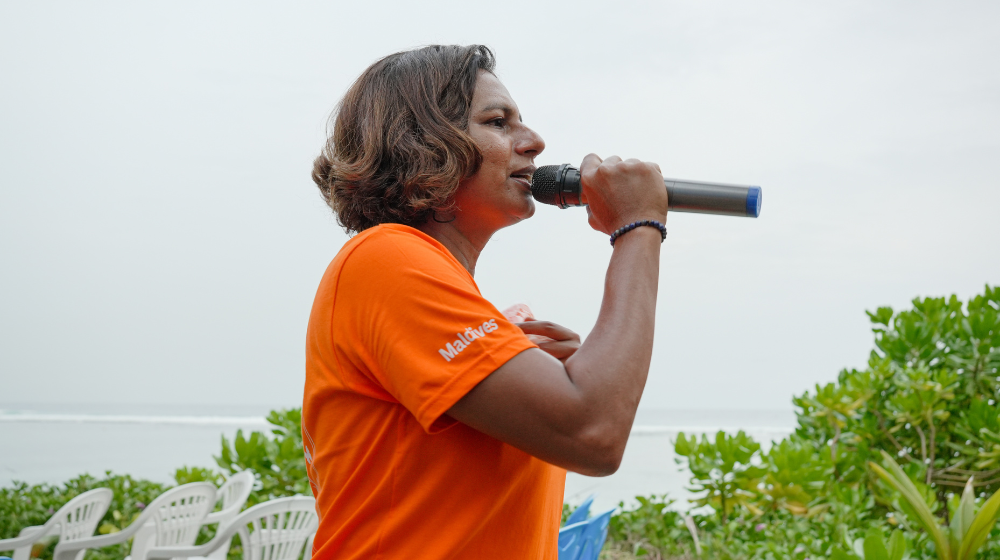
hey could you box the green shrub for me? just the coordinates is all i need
[5,286,999,560]
[0,410,309,560]
[612,286,1000,559]
[674,431,764,522]
[604,495,696,558]
[1,473,170,560]
[214,408,311,506]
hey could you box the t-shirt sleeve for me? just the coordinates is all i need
[334,231,537,433]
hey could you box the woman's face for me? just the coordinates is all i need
[453,71,545,232]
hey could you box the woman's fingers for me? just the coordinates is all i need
[516,320,581,362]
[580,153,604,175]
[579,154,668,236]
[538,340,580,362]
[516,320,580,342]
[534,340,580,361]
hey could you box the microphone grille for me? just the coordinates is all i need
[530,165,561,205]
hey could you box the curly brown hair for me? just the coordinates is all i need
[311,45,496,234]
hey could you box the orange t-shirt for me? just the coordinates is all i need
[302,224,566,560]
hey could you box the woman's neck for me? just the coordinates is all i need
[417,219,490,276]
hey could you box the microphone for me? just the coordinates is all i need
[531,164,762,218]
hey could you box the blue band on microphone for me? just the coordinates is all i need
[746,186,762,218]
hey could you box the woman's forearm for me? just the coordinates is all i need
[563,226,663,467]
[445,228,664,476]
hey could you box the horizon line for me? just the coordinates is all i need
[0,412,797,433]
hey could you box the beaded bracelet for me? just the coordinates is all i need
[609,220,667,247]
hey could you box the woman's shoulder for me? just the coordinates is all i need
[336,223,466,278]
[345,223,444,258]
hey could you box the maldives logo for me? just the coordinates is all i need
[438,319,500,362]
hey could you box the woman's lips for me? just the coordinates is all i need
[510,176,532,190]
[509,165,536,191]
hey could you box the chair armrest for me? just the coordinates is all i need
[0,535,33,551]
[145,519,241,560]
[0,528,43,552]
[15,526,45,539]
[2,526,47,560]
[55,532,128,551]
[0,524,48,550]
[52,530,133,560]
[201,500,243,528]
[200,511,224,525]
[145,542,218,560]
[54,504,151,560]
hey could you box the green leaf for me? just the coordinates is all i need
[867,306,895,327]
[869,453,950,560]
[957,483,1000,560]
[673,432,691,456]
[950,476,975,544]
[832,546,859,560]
[853,537,866,558]
[864,527,889,560]
[887,530,906,560]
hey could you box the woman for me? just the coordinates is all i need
[305,45,668,559]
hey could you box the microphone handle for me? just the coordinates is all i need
[665,179,762,218]
[558,166,762,218]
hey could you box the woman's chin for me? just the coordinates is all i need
[522,198,536,219]
[512,198,536,223]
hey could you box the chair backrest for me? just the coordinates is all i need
[204,471,255,560]
[128,483,217,560]
[576,508,614,560]
[557,521,587,560]
[303,533,314,560]
[53,489,115,544]
[11,489,113,560]
[230,497,318,560]
[148,483,217,548]
[564,494,595,527]
[217,471,254,519]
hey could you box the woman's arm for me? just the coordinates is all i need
[447,154,668,476]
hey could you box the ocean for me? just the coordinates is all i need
[0,404,795,513]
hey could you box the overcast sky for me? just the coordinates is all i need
[1,1,998,412]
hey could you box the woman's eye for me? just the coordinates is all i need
[487,117,506,128]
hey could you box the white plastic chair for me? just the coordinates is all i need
[144,497,318,560]
[203,471,255,560]
[0,488,113,560]
[128,472,255,560]
[52,483,217,560]
[303,533,314,560]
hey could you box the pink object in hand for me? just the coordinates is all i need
[501,303,555,345]
[501,303,535,324]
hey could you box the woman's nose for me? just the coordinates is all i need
[516,125,545,157]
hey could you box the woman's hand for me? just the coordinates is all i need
[515,320,580,362]
[581,154,669,235]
